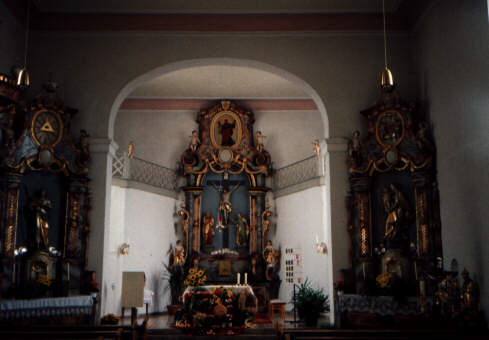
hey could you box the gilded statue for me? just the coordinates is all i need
[189,130,200,152]
[262,240,279,280]
[29,188,51,250]
[171,240,186,267]
[255,131,266,152]
[211,182,240,225]
[461,268,479,315]
[202,211,215,246]
[312,140,321,156]
[261,206,273,249]
[177,199,190,250]
[382,184,409,240]
[234,212,249,248]
[347,130,362,168]
[127,141,134,158]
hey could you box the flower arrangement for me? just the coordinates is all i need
[101,313,121,325]
[36,274,52,287]
[376,272,394,289]
[175,286,252,335]
[184,268,207,287]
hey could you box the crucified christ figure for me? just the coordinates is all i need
[211,182,241,226]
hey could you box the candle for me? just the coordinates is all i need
[67,262,70,281]
[237,273,240,285]
[362,263,366,280]
[244,272,248,285]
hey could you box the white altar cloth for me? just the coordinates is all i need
[1,295,95,320]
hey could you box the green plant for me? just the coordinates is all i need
[291,279,329,326]
[163,263,186,305]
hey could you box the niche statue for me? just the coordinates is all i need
[29,188,52,250]
[382,184,410,241]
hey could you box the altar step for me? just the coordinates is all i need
[282,329,489,340]
[146,327,278,340]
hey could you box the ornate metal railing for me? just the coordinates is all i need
[112,153,177,191]
[273,155,324,190]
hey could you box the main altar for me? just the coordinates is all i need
[170,100,280,313]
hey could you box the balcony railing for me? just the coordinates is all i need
[112,153,177,192]
[273,155,324,191]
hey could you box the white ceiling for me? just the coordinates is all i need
[35,0,403,14]
[129,65,309,99]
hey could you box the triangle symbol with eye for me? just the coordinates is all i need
[40,119,55,133]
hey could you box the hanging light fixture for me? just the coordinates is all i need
[17,0,31,88]
[380,0,395,89]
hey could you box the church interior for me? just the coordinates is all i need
[0,0,488,339]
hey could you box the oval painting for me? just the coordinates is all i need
[210,111,242,150]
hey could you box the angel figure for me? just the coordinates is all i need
[127,141,135,158]
[261,206,273,249]
[170,240,186,267]
[189,130,200,152]
[255,131,266,152]
[313,140,321,156]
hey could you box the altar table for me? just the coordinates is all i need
[183,284,258,313]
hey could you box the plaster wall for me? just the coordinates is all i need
[413,0,489,318]
[116,187,177,314]
[274,186,329,310]
[114,109,323,169]
[0,1,23,73]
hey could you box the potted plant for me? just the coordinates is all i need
[291,279,329,327]
[163,263,186,314]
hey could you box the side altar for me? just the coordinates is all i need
[170,100,280,311]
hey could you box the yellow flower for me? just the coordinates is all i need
[227,290,232,297]
[198,269,204,276]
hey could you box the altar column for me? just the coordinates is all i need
[249,188,267,254]
[183,187,203,254]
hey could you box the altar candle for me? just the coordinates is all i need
[67,262,70,281]
[237,273,240,285]
[362,262,366,280]
[244,272,248,285]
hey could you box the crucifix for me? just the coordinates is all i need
[208,175,243,249]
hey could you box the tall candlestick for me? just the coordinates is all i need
[244,272,248,285]
[237,273,240,285]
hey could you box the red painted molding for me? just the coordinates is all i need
[120,99,317,111]
[30,12,408,32]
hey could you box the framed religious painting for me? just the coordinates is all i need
[209,110,242,150]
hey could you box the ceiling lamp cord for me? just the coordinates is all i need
[381,0,394,89]
[17,0,31,87]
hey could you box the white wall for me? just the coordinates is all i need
[114,108,323,169]
[108,185,177,314]
[413,0,489,318]
[274,186,329,310]
[0,2,23,74]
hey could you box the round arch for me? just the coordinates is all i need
[108,58,329,140]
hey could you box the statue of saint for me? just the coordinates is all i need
[171,240,186,267]
[347,130,362,168]
[202,211,215,246]
[382,184,409,240]
[234,212,249,248]
[211,182,241,225]
[218,117,236,146]
[29,188,51,250]
[461,268,479,314]
[262,240,279,281]
[261,207,273,249]
[188,130,200,152]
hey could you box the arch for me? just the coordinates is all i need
[108,58,329,140]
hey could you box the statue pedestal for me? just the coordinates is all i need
[25,250,57,282]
